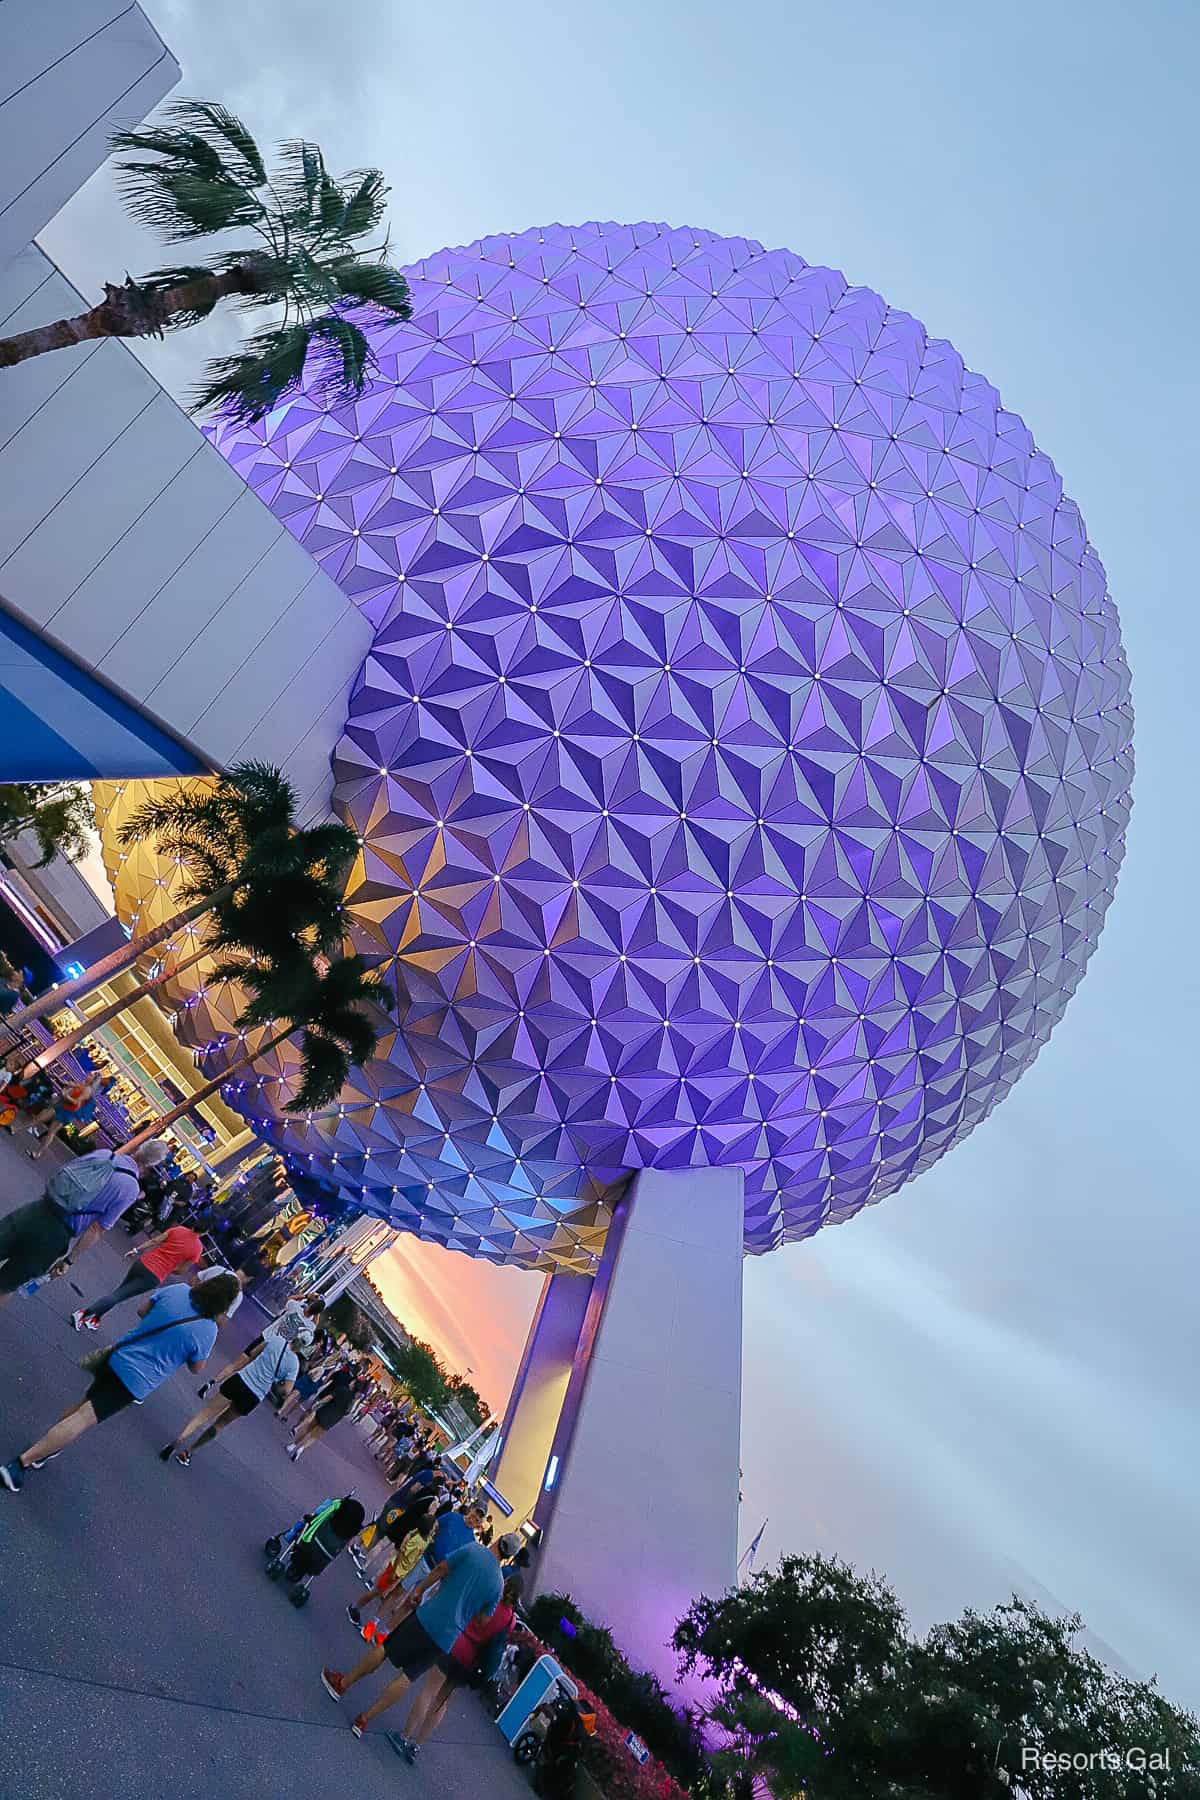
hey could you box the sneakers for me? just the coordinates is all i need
[387,1734,418,1764]
[351,1715,368,1740]
[287,1443,303,1461]
[346,1602,362,1626]
[174,1449,191,1468]
[27,1452,60,1470]
[158,1444,176,1463]
[70,1309,100,1332]
[196,1381,213,1399]
[0,1459,24,1493]
[321,1668,347,1701]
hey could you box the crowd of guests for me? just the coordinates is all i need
[0,1131,536,1768]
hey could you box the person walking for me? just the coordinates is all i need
[0,1271,239,1491]
[158,1331,299,1466]
[276,1336,336,1424]
[320,1529,524,1740]
[194,1292,324,1399]
[71,1221,202,1331]
[389,1575,522,1764]
[287,1359,358,1460]
[25,1071,109,1158]
[0,1140,170,1306]
[345,1491,441,1629]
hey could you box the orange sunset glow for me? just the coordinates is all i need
[371,1236,543,1416]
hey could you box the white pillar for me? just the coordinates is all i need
[511,1166,745,1698]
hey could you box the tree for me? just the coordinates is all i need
[119,949,388,1151]
[674,1560,1200,1799]
[389,1335,452,1416]
[7,762,357,1037]
[326,1294,371,1350]
[0,783,94,867]
[0,99,411,420]
[444,1372,486,1430]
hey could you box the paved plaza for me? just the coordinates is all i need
[0,1137,531,1800]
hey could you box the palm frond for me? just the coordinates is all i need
[287,247,343,311]
[161,100,267,186]
[287,1033,351,1111]
[273,139,328,232]
[306,314,374,402]
[293,819,359,877]
[114,164,263,242]
[191,322,312,423]
[331,258,412,319]
[225,760,298,828]
[329,169,389,242]
[110,125,226,182]
[324,1009,381,1066]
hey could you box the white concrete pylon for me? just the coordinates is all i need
[498,1165,745,1699]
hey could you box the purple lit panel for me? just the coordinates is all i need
[210,223,1133,1267]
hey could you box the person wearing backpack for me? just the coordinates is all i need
[157,1329,301,1468]
[0,1140,171,1306]
[0,1271,239,1493]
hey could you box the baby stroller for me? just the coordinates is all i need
[264,1494,365,1607]
[514,1683,597,1797]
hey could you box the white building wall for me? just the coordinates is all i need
[531,1165,745,1697]
[0,245,372,817]
[0,0,179,271]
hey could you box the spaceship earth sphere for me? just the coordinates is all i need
[208,222,1133,1270]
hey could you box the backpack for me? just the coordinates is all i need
[45,1152,125,1232]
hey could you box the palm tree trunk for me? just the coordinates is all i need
[6,884,234,1031]
[119,1027,289,1154]
[0,270,248,369]
[29,945,210,1074]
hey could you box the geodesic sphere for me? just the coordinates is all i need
[211,222,1133,1266]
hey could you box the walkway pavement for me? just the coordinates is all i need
[0,1135,531,1800]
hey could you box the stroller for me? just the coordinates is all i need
[264,1494,365,1607]
[513,1682,597,1798]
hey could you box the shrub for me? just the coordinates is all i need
[524,1592,708,1789]
[511,1618,690,1800]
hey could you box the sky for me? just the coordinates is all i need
[43,0,1200,1706]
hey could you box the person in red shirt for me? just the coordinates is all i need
[384,1577,519,1763]
[71,1223,202,1332]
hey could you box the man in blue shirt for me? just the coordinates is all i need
[430,1499,487,1562]
[1,1273,238,1492]
[321,1529,524,1740]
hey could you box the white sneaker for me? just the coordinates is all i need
[70,1310,99,1332]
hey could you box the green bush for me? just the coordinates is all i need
[525,1592,708,1789]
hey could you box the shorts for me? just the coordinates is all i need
[382,1613,440,1680]
[85,1362,137,1422]
[374,1563,398,1596]
[0,1198,71,1293]
[314,1400,351,1432]
[436,1652,473,1688]
[220,1372,260,1416]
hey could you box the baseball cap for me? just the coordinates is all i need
[497,1531,524,1560]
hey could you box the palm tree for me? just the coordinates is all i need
[6,762,358,1034]
[0,99,412,422]
[0,783,94,867]
[119,951,389,1152]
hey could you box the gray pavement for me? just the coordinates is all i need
[0,1135,531,1800]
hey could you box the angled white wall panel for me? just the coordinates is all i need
[43,442,241,664]
[99,488,282,695]
[0,343,159,562]
[0,253,371,809]
[147,528,320,730]
[0,391,196,614]
[0,0,179,269]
